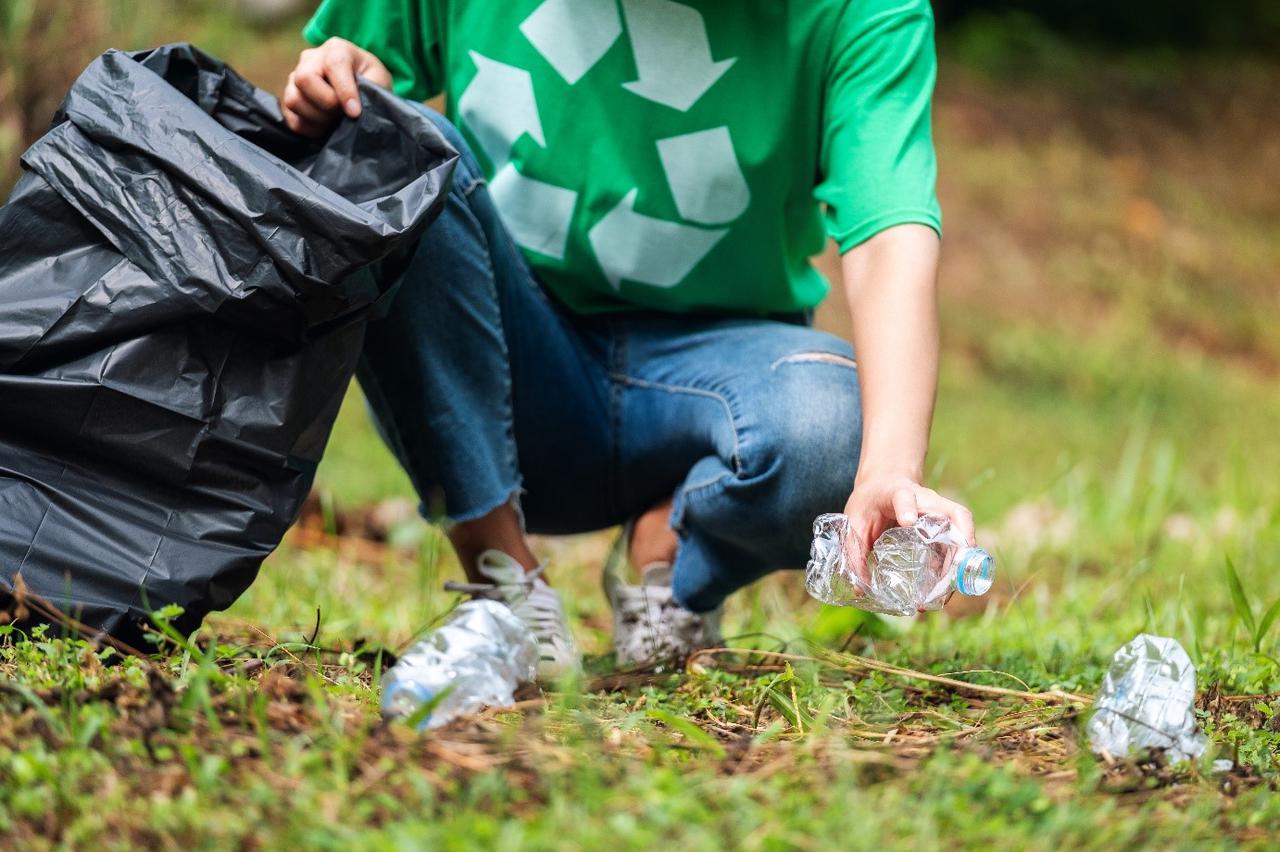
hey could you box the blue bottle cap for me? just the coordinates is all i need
[382,680,436,729]
[954,547,994,596]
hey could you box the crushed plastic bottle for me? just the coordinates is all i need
[805,513,994,616]
[1086,633,1207,763]
[381,599,538,730]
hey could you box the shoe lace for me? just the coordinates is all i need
[443,562,546,597]
[519,580,567,639]
[444,565,565,642]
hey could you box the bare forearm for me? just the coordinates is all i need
[837,223,970,565]
[842,224,940,483]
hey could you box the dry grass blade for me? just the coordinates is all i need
[688,647,1091,705]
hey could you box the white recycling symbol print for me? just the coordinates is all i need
[618,0,736,111]
[520,0,622,86]
[458,0,749,289]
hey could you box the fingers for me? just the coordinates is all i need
[951,503,977,546]
[841,477,980,599]
[284,39,368,136]
[356,50,394,89]
[916,491,976,546]
[292,65,340,113]
[285,51,342,136]
[322,47,362,118]
[844,519,871,585]
[284,76,331,121]
[844,509,892,587]
[891,488,919,528]
[282,78,332,137]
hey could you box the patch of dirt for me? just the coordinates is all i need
[1198,682,1280,727]
[294,492,418,543]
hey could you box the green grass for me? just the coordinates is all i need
[4,21,1280,851]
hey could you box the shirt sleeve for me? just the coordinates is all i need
[303,0,443,102]
[816,0,942,252]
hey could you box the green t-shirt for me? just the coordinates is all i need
[304,0,941,315]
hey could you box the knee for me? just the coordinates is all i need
[743,360,861,514]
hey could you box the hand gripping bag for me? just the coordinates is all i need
[0,44,456,647]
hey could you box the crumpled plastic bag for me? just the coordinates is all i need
[0,44,456,646]
[1087,633,1208,763]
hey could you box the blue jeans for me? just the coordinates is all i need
[357,107,862,613]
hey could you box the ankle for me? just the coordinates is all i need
[448,504,538,579]
[629,498,678,569]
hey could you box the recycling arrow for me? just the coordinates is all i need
[457,51,545,168]
[620,0,737,112]
[656,126,750,225]
[588,189,727,289]
[457,51,580,259]
[520,0,622,85]
[489,163,577,259]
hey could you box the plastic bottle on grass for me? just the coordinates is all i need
[805,513,994,616]
[381,599,538,730]
[1086,633,1207,763]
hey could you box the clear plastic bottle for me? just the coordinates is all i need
[806,513,994,616]
[1086,633,1207,762]
[381,599,538,730]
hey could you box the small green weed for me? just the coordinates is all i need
[1226,556,1280,656]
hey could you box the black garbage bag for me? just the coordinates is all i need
[0,44,456,647]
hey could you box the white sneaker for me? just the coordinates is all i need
[604,544,722,669]
[445,550,581,681]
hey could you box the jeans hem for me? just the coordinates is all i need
[434,483,526,530]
